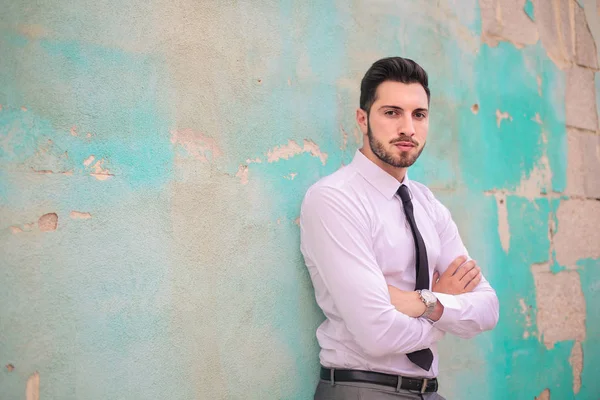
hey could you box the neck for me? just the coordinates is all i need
[359,146,407,182]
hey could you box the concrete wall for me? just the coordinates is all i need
[1,1,599,399]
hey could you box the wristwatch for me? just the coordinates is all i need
[416,289,437,319]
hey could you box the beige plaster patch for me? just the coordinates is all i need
[496,109,513,127]
[38,213,58,232]
[171,128,222,162]
[494,192,510,252]
[267,139,328,165]
[569,341,583,394]
[26,371,39,400]
[554,199,600,266]
[70,211,92,219]
[532,266,586,348]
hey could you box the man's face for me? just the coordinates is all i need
[357,81,429,169]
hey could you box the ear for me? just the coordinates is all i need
[356,108,368,135]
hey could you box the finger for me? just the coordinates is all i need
[457,260,477,280]
[447,255,468,276]
[433,271,440,283]
[463,271,482,293]
[460,265,480,283]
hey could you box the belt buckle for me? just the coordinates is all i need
[420,378,428,394]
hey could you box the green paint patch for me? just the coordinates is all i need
[524,0,535,21]
[575,258,600,398]
[0,36,173,189]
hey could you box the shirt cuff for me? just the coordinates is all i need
[431,292,462,331]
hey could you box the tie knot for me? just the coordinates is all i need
[397,184,411,203]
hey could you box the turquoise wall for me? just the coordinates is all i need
[1,1,599,399]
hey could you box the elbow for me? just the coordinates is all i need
[484,300,500,331]
[467,298,500,337]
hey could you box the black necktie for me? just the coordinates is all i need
[397,184,434,371]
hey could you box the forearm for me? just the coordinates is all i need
[432,288,499,338]
[344,304,445,357]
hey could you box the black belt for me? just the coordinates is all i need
[320,367,438,394]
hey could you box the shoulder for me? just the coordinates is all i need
[409,180,439,208]
[409,180,452,226]
[301,164,368,220]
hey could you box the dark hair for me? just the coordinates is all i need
[359,57,430,113]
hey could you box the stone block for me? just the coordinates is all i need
[480,0,538,48]
[575,2,599,69]
[565,128,587,197]
[581,131,600,198]
[533,0,575,68]
[532,267,586,348]
[566,66,598,131]
[554,199,600,266]
[566,127,600,198]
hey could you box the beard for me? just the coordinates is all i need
[367,120,425,168]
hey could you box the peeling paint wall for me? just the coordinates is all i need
[1,1,599,399]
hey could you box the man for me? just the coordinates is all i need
[300,57,499,399]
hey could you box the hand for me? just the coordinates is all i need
[432,256,481,295]
[387,285,426,318]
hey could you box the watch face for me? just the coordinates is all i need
[421,290,437,306]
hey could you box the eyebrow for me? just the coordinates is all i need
[379,105,429,112]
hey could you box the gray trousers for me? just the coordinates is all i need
[314,379,447,400]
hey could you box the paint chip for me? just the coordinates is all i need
[569,341,583,394]
[83,155,95,167]
[537,76,543,96]
[70,126,78,137]
[515,155,552,200]
[246,157,261,164]
[38,213,58,232]
[235,165,249,185]
[340,125,349,150]
[90,159,113,180]
[496,109,513,128]
[532,113,542,124]
[519,298,532,327]
[171,128,222,162]
[6,364,14,372]
[471,103,479,114]
[283,173,297,180]
[26,371,39,400]
[267,139,328,165]
[494,192,510,252]
[518,298,534,339]
[293,217,300,226]
[21,106,27,112]
[535,388,550,400]
[70,211,92,219]
[10,226,23,234]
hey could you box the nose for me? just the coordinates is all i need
[400,114,416,137]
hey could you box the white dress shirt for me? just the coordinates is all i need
[300,150,499,378]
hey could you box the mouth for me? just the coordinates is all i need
[393,141,416,150]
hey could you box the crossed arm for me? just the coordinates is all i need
[388,255,483,321]
[300,187,499,358]
[389,195,500,339]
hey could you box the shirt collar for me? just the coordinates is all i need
[351,149,410,200]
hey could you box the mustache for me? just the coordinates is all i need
[390,136,419,146]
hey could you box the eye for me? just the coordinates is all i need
[384,110,398,116]
[414,112,427,119]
